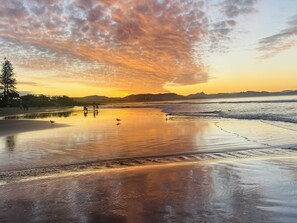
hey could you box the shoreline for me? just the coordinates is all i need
[0,107,74,136]
[0,106,76,118]
[0,119,68,137]
[1,156,297,222]
[1,147,296,185]
[0,106,297,221]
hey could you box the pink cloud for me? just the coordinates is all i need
[0,0,258,93]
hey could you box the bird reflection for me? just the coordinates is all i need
[83,105,89,117]
[84,110,88,117]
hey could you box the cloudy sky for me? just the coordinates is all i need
[1,0,297,96]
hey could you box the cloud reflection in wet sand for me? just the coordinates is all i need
[0,108,269,171]
[0,158,297,222]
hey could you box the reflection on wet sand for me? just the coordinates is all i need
[1,107,297,172]
[1,147,297,183]
[0,109,214,171]
[0,107,297,222]
[5,136,15,152]
[4,111,74,120]
[0,158,297,222]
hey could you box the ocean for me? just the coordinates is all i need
[152,95,297,124]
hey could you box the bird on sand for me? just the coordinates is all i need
[116,118,121,122]
[50,120,55,124]
[165,113,172,117]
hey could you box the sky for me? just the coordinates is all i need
[0,0,297,97]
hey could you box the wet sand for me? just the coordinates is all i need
[0,120,68,137]
[1,158,297,222]
[1,147,297,184]
[0,107,72,137]
[0,106,75,118]
[0,107,297,222]
[3,108,297,172]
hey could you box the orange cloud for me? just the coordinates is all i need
[0,0,258,94]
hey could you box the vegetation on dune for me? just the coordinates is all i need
[0,58,81,108]
[0,93,82,108]
[20,94,80,107]
[0,58,18,107]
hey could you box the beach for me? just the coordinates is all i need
[1,158,297,222]
[2,0,297,221]
[0,106,75,118]
[0,96,297,222]
[0,120,68,137]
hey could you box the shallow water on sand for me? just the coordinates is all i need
[0,108,297,172]
[1,158,297,222]
[1,107,297,222]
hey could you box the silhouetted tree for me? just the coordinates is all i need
[20,94,78,107]
[0,58,18,106]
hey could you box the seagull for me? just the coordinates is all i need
[50,120,55,124]
[116,118,121,122]
[165,113,172,116]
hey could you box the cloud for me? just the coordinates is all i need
[219,0,258,18]
[258,14,297,59]
[18,81,39,86]
[0,0,259,93]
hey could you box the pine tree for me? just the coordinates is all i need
[0,58,18,106]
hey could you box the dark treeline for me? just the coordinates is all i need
[0,94,82,108]
[20,95,82,107]
[0,58,84,108]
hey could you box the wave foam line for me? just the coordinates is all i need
[1,147,297,184]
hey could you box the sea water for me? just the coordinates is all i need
[0,95,296,172]
[151,95,297,125]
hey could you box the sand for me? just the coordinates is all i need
[0,120,68,137]
[0,158,297,222]
[0,107,297,222]
[0,106,75,118]
[0,107,72,137]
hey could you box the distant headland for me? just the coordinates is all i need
[73,90,297,103]
[1,90,296,109]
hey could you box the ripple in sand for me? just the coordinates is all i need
[1,147,297,184]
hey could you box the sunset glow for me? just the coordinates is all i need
[1,0,297,96]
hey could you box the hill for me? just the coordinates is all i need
[72,90,297,103]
